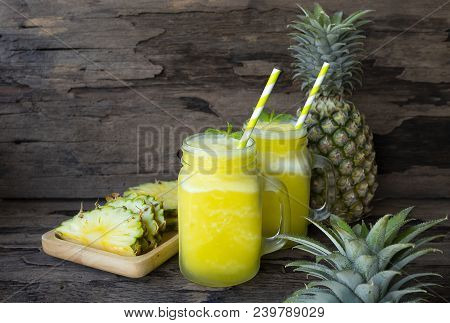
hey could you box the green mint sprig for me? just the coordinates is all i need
[204,122,243,140]
[258,110,293,123]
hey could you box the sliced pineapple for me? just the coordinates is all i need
[55,186,177,256]
[124,180,178,210]
[55,207,145,256]
[103,193,165,248]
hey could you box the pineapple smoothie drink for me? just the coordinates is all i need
[178,133,290,287]
[251,118,335,237]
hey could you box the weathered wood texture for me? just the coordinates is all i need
[0,198,449,302]
[0,1,449,199]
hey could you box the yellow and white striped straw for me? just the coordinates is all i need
[295,62,330,130]
[238,67,281,148]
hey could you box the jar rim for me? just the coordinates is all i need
[182,133,256,154]
[250,119,308,140]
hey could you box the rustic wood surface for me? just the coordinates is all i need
[0,0,449,303]
[0,0,449,199]
[0,198,448,302]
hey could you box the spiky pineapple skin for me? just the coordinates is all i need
[103,192,166,249]
[124,181,179,231]
[306,97,377,222]
[124,180,178,211]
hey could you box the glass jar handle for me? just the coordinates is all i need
[310,154,336,222]
[261,176,291,255]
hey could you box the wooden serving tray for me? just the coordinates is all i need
[42,230,179,278]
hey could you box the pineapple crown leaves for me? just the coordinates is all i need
[288,3,373,97]
[204,122,243,140]
[282,207,446,302]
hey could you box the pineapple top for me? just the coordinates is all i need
[283,207,446,303]
[289,4,372,97]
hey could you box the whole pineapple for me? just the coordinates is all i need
[282,207,446,302]
[290,4,377,221]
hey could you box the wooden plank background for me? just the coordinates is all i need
[0,0,449,200]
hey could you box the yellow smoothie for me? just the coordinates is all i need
[252,121,311,237]
[178,135,262,287]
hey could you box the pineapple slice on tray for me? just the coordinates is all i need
[125,180,178,229]
[103,192,165,249]
[55,189,177,256]
[125,180,178,211]
[55,206,146,257]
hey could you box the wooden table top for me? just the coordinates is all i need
[1,198,448,303]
